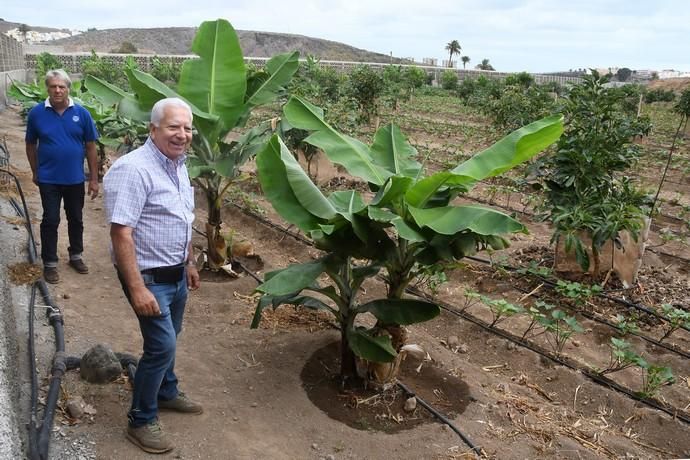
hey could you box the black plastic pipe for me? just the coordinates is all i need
[4,168,66,460]
[398,381,482,457]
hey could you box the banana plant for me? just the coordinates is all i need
[252,95,563,383]
[82,19,299,269]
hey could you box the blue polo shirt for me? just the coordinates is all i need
[25,98,99,185]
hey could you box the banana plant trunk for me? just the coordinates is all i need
[340,313,357,382]
[204,188,227,269]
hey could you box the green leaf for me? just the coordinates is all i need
[243,51,299,110]
[405,172,454,208]
[370,123,421,177]
[328,190,367,216]
[178,19,247,131]
[255,259,327,296]
[451,115,563,187]
[256,136,322,232]
[283,96,392,185]
[409,205,527,235]
[371,176,414,206]
[357,299,440,325]
[347,328,397,362]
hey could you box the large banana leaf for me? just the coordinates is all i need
[356,299,440,324]
[255,259,327,296]
[283,96,392,186]
[348,327,397,362]
[450,114,563,185]
[370,123,421,177]
[83,75,149,122]
[409,204,527,235]
[178,19,247,133]
[256,135,322,232]
[243,51,299,110]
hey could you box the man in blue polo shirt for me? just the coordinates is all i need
[25,69,99,284]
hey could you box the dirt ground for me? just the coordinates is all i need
[2,103,690,459]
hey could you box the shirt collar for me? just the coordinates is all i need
[145,137,187,166]
[44,97,75,108]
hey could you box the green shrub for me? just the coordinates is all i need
[440,69,458,90]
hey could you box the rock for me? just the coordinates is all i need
[62,293,71,300]
[506,341,517,351]
[66,396,85,419]
[446,335,460,349]
[326,455,335,460]
[250,402,258,407]
[79,344,122,384]
[311,443,319,450]
[457,344,469,354]
[403,396,417,412]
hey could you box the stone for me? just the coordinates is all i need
[403,396,417,412]
[446,335,460,349]
[79,344,122,384]
[66,396,85,419]
[457,344,469,354]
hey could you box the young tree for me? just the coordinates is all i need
[252,95,563,384]
[461,56,470,69]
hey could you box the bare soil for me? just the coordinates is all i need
[2,103,690,459]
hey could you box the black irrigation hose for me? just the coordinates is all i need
[3,167,65,460]
[398,381,482,457]
[228,201,690,426]
[405,285,690,425]
[465,254,690,335]
[397,381,482,458]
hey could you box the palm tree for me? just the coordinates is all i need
[445,40,461,68]
[18,24,31,42]
[461,56,470,69]
[476,58,495,71]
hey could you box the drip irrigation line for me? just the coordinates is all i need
[228,201,690,426]
[506,277,690,360]
[3,167,66,460]
[464,255,690,335]
[405,285,690,425]
[397,381,482,458]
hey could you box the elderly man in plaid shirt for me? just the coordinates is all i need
[104,97,202,454]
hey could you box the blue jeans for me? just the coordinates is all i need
[38,182,85,266]
[123,272,188,427]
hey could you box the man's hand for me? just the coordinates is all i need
[186,265,200,291]
[88,179,99,199]
[128,285,161,316]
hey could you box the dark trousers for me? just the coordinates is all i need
[38,182,85,266]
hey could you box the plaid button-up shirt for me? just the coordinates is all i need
[104,138,195,270]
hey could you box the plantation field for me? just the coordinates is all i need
[3,77,690,459]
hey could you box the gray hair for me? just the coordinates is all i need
[150,98,193,127]
[44,69,71,88]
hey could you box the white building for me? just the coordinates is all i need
[4,27,80,44]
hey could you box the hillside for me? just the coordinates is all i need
[32,25,410,64]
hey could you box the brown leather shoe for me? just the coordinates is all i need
[126,419,173,454]
[68,259,89,274]
[43,267,59,284]
[158,392,204,414]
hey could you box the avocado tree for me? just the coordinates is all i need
[83,19,299,269]
[540,71,651,275]
[252,95,563,384]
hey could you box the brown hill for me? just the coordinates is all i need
[40,26,409,63]
[648,77,690,92]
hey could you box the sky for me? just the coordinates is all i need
[3,0,689,73]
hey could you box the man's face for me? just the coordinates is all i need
[46,77,69,107]
[150,106,193,160]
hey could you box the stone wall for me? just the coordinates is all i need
[0,35,24,72]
